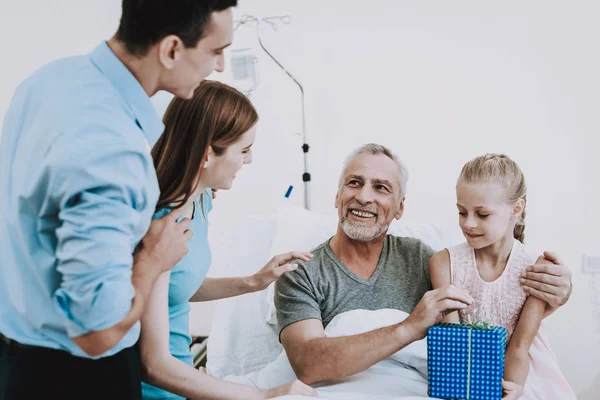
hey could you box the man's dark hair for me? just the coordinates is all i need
[116,0,237,56]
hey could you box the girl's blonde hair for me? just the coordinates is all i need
[457,153,527,243]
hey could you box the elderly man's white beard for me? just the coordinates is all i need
[340,218,388,241]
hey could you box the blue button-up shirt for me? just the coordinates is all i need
[0,42,163,358]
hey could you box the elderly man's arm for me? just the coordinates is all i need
[280,286,473,385]
[520,251,572,318]
[281,319,415,384]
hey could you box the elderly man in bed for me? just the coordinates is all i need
[274,143,572,385]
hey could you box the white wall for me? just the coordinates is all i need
[214,2,600,395]
[1,0,599,397]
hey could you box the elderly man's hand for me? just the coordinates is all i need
[404,285,473,340]
[519,251,572,312]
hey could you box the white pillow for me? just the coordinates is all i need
[266,207,338,326]
[207,213,283,377]
[269,206,338,258]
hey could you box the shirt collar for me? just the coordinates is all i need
[90,42,164,146]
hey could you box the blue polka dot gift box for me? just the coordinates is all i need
[427,322,507,400]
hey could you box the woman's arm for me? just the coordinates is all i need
[190,277,255,302]
[502,256,549,399]
[140,272,316,399]
[190,251,312,302]
[429,250,460,324]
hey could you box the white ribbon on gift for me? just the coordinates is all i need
[466,328,473,399]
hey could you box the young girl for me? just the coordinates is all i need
[139,81,317,399]
[430,154,576,400]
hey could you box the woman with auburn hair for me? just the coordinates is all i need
[140,81,317,400]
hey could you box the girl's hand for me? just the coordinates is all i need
[249,251,313,292]
[502,379,524,400]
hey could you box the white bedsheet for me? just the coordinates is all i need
[222,309,432,399]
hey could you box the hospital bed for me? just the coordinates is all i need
[202,207,464,399]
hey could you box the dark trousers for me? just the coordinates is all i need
[0,334,142,400]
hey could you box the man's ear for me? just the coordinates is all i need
[395,197,405,220]
[334,190,340,210]
[157,35,183,69]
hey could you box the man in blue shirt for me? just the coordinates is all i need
[0,1,236,399]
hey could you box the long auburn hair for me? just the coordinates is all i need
[152,80,258,211]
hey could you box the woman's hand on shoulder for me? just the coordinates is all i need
[248,251,313,292]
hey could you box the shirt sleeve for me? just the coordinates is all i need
[274,262,322,338]
[421,241,436,290]
[50,128,155,338]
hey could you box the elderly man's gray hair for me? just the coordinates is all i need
[339,143,409,198]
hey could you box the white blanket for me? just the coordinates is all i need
[223,309,432,399]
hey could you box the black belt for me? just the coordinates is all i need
[0,332,55,353]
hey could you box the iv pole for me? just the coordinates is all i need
[233,15,311,210]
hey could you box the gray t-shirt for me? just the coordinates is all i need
[275,235,435,335]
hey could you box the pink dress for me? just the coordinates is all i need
[448,240,576,400]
